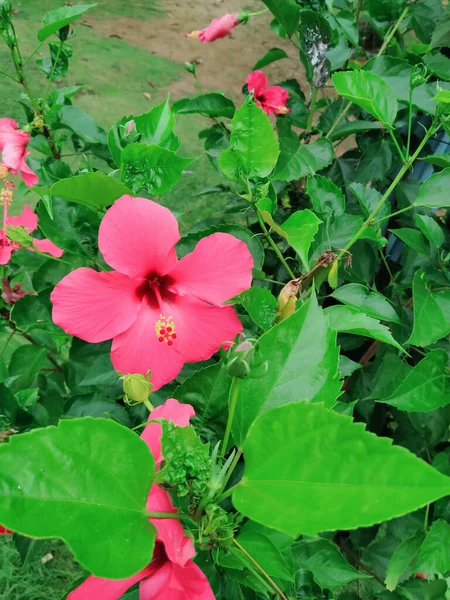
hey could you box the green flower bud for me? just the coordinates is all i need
[225,339,255,379]
[121,371,153,405]
[6,225,33,248]
[410,64,428,89]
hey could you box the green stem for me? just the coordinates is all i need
[372,203,414,225]
[388,128,407,164]
[306,85,318,133]
[377,6,409,56]
[341,121,437,256]
[23,41,43,66]
[424,504,430,532]
[221,450,242,491]
[255,209,296,279]
[245,9,269,17]
[325,101,351,139]
[232,548,275,596]
[232,539,289,600]
[0,69,19,83]
[42,40,63,105]
[146,512,192,522]
[217,483,238,504]
[221,377,241,458]
[355,0,364,24]
[406,85,414,158]
[143,398,154,413]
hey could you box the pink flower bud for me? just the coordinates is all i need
[185,13,240,43]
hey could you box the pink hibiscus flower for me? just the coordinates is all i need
[51,195,253,390]
[0,525,12,535]
[185,13,240,42]
[0,118,38,188]
[68,399,215,600]
[0,204,64,266]
[246,71,291,115]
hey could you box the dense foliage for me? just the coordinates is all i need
[1,0,450,598]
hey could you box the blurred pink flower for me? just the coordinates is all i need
[1,278,31,304]
[51,195,253,390]
[246,71,291,115]
[0,526,12,535]
[0,118,38,187]
[185,13,240,42]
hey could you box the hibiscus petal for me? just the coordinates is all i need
[67,568,152,600]
[163,294,243,363]
[7,205,38,232]
[139,560,215,600]
[147,485,195,566]
[51,268,142,343]
[0,131,29,174]
[19,153,39,187]
[32,237,64,258]
[0,118,18,141]
[168,232,253,305]
[111,296,185,390]
[0,242,13,265]
[98,195,180,278]
[260,85,290,115]
[246,70,269,97]
[141,399,195,465]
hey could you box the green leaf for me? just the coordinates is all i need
[371,353,412,400]
[36,42,72,80]
[424,53,450,81]
[408,271,450,347]
[294,538,370,591]
[385,531,425,591]
[232,293,342,447]
[233,402,450,537]
[0,418,156,578]
[173,93,235,119]
[331,283,401,323]
[134,97,176,146]
[415,215,444,249]
[121,144,196,195]
[9,345,47,391]
[261,0,300,35]
[38,4,97,41]
[420,152,450,169]
[51,172,131,211]
[67,339,121,398]
[326,305,404,352]
[11,290,65,335]
[415,168,450,208]
[172,362,232,445]
[253,48,289,70]
[339,355,362,377]
[416,519,450,575]
[219,96,279,182]
[235,287,277,331]
[431,4,450,48]
[274,123,334,181]
[332,70,398,126]
[49,106,106,144]
[390,228,430,256]
[349,182,389,220]
[379,350,449,413]
[237,526,294,581]
[176,223,264,271]
[306,175,345,217]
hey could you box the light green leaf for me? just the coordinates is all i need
[253,48,289,70]
[0,418,156,578]
[232,293,342,447]
[390,228,430,256]
[133,97,177,147]
[219,96,279,182]
[237,527,294,581]
[306,175,345,217]
[331,283,401,323]
[173,93,235,119]
[415,215,444,248]
[121,143,196,195]
[9,345,47,391]
[415,168,450,208]
[424,53,450,81]
[294,538,370,591]
[408,270,450,347]
[385,531,425,591]
[172,362,232,445]
[235,287,277,331]
[332,70,398,126]
[420,153,450,169]
[51,172,131,211]
[233,402,450,537]
[431,4,450,48]
[326,305,404,352]
[339,355,362,377]
[38,4,97,41]
[274,123,334,181]
[261,0,300,35]
[379,350,449,413]
[417,519,450,575]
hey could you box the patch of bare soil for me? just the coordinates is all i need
[84,0,306,101]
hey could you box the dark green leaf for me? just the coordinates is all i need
[219,96,279,182]
[379,350,449,413]
[49,106,106,144]
[235,287,277,331]
[415,168,450,208]
[11,290,65,335]
[332,70,398,126]
[408,271,450,347]
[9,345,47,391]
[331,283,401,323]
[415,215,444,249]
[36,42,72,79]
[232,293,342,447]
[420,153,450,169]
[51,172,131,211]
[0,419,156,578]
[424,53,450,81]
[233,402,450,537]
[121,143,196,195]
[253,48,288,70]
[261,0,300,35]
[173,93,236,118]
[431,5,450,48]
[417,519,450,575]
[306,175,345,217]
[371,353,412,400]
[66,395,131,426]
[38,4,97,41]
[390,228,430,256]
[349,182,389,220]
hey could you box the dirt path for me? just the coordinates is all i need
[84,0,305,102]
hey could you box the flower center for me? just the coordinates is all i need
[155,314,177,346]
[0,164,9,179]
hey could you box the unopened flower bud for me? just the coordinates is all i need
[0,0,12,19]
[6,225,33,247]
[57,24,70,41]
[410,64,428,89]
[225,338,256,378]
[276,278,301,322]
[121,371,153,405]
